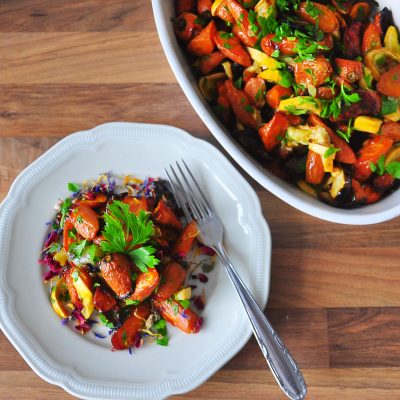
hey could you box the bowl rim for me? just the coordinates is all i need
[151,0,400,225]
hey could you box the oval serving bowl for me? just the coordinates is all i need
[152,0,400,225]
[0,123,271,400]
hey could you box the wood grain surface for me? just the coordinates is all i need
[1,1,400,399]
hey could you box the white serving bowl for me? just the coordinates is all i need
[152,0,400,225]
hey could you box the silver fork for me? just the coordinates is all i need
[165,160,307,400]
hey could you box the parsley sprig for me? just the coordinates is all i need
[100,201,159,272]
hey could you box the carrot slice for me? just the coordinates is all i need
[153,298,202,334]
[129,268,160,302]
[258,112,289,152]
[111,303,151,350]
[377,64,400,97]
[297,2,339,33]
[187,21,217,56]
[353,136,394,182]
[213,31,252,67]
[266,85,293,110]
[199,51,226,74]
[225,79,259,129]
[69,205,99,241]
[153,262,188,301]
[153,200,182,230]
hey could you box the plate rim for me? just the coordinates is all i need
[0,122,271,400]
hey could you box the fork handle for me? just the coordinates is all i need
[214,243,307,400]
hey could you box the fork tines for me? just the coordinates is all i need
[164,160,211,223]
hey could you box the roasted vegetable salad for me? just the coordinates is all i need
[174,0,400,207]
[40,174,213,351]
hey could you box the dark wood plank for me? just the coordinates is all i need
[0,334,30,371]
[171,368,400,399]
[0,32,173,84]
[268,248,400,308]
[0,0,152,32]
[224,308,329,370]
[0,137,59,201]
[328,307,400,367]
[0,84,206,137]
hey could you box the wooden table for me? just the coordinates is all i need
[1,1,400,399]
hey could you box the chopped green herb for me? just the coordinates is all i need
[386,162,400,179]
[93,282,100,288]
[381,96,399,115]
[59,198,72,228]
[223,42,232,49]
[244,104,254,113]
[125,299,140,306]
[370,155,386,175]
[324,146,340,158]
[67,183,81,192]
[99,313,115,328]
[336,119,354,143]
[179,299,191,309]
[234,76,243,90]
[219,31,233,39]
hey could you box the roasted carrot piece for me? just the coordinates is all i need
[94,287,117,313]
[381,122,400,142]
[308,114,356,164]
[175,0,195,14]
[377,64,400,97]
[297,2,339,33]
[99,253,133,299]
[122,196,149,215]
[69,205,99,241]
[362,22,382,54]
[174,12,202,42]
[153,298,202,334]
[349,2,371,21]
[266,85,293,109]
[294,55,333,88]
[353,136,394,182]
[129,268,160,302]
[153,262,188,301]
[335,58,363,83]
[75,193,107,208]
[261,34,298,56]
[224,79,259,129]
[232,23,258,47]
[197,0,213,14]
[199,51,226,74]
[352,179,381,204]
[153,200,182,230]
[172,220,199,255]
[305,150,325,185]
[258,112,289,152]
[111,302,151,350]
[373,173,395,192]
[244,77,266,109]
[63,268,82,310]
[63,219,75,252]
[214,31,252,67]
[187,21,217,56]
[213,0,235,23]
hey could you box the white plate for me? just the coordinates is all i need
[152,0,400,225]
[0,123,271,400]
